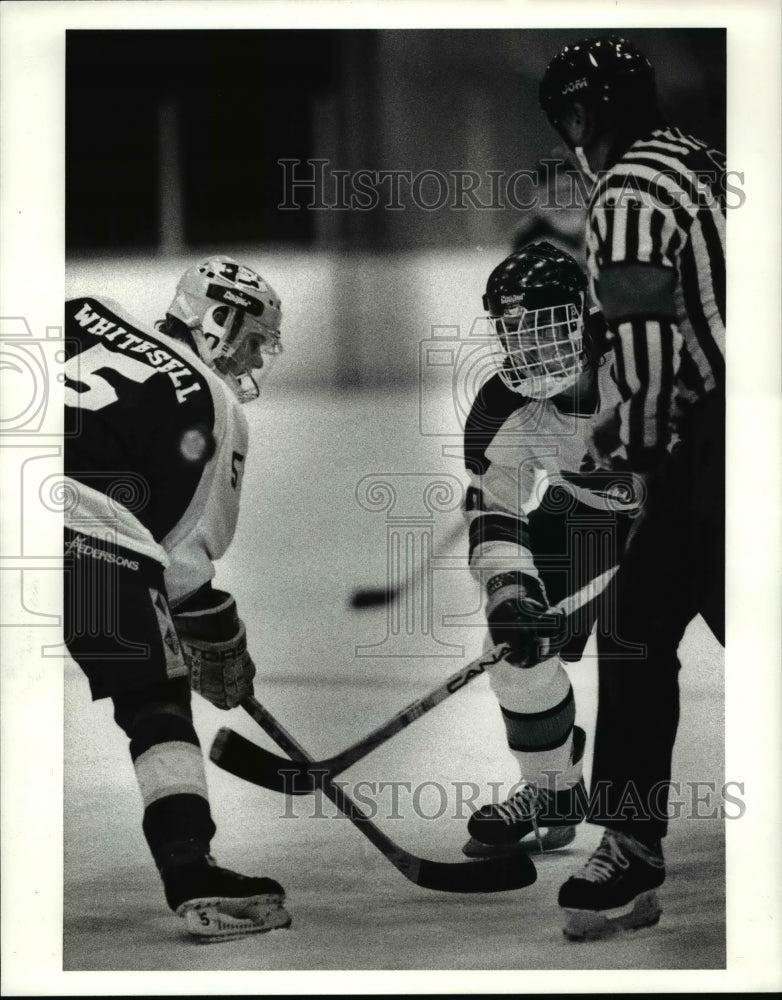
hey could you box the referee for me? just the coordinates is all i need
[538,36,726,941]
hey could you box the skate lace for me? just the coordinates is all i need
[580,831,629,883]
[495,782,540,825]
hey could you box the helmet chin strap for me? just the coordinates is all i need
[171,293,215,366]
[189,325,216,367]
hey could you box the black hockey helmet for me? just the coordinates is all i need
[483,241,586,317]
[539,36,656,130]
[483,243,589,398]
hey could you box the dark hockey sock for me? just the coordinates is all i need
[112,678,216,871]
[501,686,576,753]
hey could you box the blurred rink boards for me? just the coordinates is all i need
[66,246,510,398]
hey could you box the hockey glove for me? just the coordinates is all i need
[486,572,566,667]
[173,587,256,710]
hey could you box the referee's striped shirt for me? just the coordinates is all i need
[586,125,726,456]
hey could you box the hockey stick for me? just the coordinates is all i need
[349,519,464,609]
[212,641,509,794]
[226,694,537,893]
[211,564,618,795]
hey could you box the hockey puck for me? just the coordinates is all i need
[349,588,393,609]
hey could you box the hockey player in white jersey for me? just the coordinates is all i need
[63,256,291,941]
[462,243,639,857]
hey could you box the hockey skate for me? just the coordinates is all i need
[163,855,292,942]
[463,726,586,857]
[558,828,665,941]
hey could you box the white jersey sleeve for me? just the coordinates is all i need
[463,374,550,598]
[463,369,638,605]
[163,382,249,606]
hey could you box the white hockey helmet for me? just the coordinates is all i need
[168,255,282,403]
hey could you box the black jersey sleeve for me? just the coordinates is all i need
[64,297,217,543]
[463,373,531,476]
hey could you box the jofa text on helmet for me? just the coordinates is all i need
[561,77,588,95]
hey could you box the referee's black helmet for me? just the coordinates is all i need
[539,36,656,130]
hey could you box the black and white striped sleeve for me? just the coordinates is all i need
[588,183,686,464]
[609,316,683,464]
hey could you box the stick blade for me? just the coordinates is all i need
[414,852,537,893]
[214,730,536,893]
[210,728,314,795]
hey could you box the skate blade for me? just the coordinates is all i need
[561,889,661,942]
[181,897,292,942]
[462,824,577,858]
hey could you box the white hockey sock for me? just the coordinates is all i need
[514,737,581,793]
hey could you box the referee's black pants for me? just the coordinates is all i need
[591,392,725,841]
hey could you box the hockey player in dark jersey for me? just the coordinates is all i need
[462,243,640,858]
[540,36,726,940]
[64,256,292,940]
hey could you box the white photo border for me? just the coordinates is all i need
[1,0,780,994]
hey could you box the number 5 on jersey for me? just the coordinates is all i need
[231,451,245,489]
[64,343,156,411]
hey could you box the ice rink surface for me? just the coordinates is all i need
[64,388,726,973]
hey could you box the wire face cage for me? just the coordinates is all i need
[492,300,584,398]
